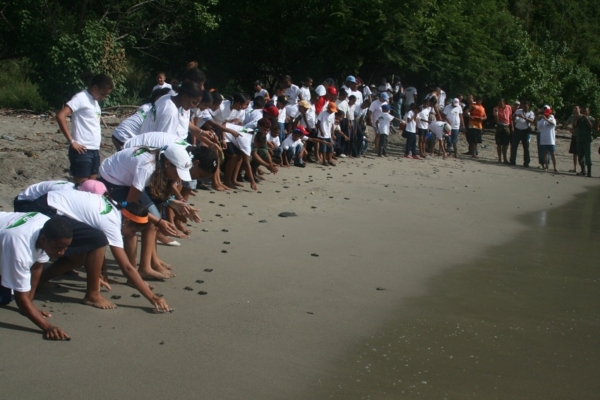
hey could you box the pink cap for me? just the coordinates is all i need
[79,180,107,195]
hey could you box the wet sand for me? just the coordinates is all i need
[308,187,600,399]
[0,126,599,399]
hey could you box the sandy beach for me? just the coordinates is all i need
[0,111,598,399]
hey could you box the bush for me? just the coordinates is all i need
[0,60,48,112]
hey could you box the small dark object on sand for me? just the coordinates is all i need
[196,280,204,284]
[159,341,165,345]
[156,293,164,297]
[259,220,267,223]
[204,269,213,272]
[307,312,314,315]
[110,295,121,300]
[221,250,228,253]
[223,241,230,244]
[184,286,193,291]
[222,229,229,232]
[311,253,319,257]
[131,294,141,298]
[198,291,207,295]
[278,212,297,218]
[376,287,386,291]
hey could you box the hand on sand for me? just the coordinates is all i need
[44,326,70,341]
[100,276,112,291]
[151,295,170,312]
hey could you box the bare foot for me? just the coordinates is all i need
[212,183,227,192]
[152,263,175,278]
[232,180,244,187]
[83,294,117,309]
[139,268,171,280]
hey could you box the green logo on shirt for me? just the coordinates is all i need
[7,212,38,229]
[175,140,188,146]
[133,148,148,157]
[100,197,113,215]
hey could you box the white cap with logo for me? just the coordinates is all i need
[164,144,192,182]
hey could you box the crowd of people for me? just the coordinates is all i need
[0,63,597,340]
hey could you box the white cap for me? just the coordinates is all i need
[443,123,451,132]
[315,85,326,96]
[452,98,459,106]
[164,144,192,182]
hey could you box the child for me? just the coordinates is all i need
[276,95,289,141]
[282,128,306,168]
[416,100,432,158]
[317,102,338,166]
[354,99,371,157]
[536,105,558,172]
[251,132,278,177]
[376,104,403,157]
[56,73,114,184]
[153,72,172,92]
[300,77,313,102]
[336,90,350,157]
[244,96,266,128]
[267,124,282,160]
[403,103,421,159]
[253,80,270,100]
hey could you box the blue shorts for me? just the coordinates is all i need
[68,147,100,178]
[450,129,459,144]
[541,144,555,154]
[98,178,161,218]
[319,138,333,153]
[417,128,428,138]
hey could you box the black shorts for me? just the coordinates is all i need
[24,195,108,256]
[417,128,429,138]
[466,128,482,144]
[224,141,241,155]
[68,147,100,178]
[495,125,511,146]
[568,135,577,154]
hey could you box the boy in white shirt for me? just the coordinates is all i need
[282,129,306,167]
[152,72,172,92]
[429,121,451,158]
[377,104,403,157]
[283,75,301,105]
[369,92,389,152]
[253,80,270,100]
[416,100,433,158]
[0,214,73,340]
[536,106,558,172]
[443,98,465,157]
[57,73,113,184]
[317,102,338,166]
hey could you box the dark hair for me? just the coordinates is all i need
[283,75,292,82]
[304,77,313,83]
[151,88,172,105]
[335,111,345,118]
[348,95,357,101]
[182,64,206,84]
[212,91,224,104]
[122,202,149,229]
[362,99,372,107]
[200,90,212,104]
[189,146,218,174]
[177,81,203,98]
[90,73,114,90]
[232,93,248,105]
[339,89,348,98]
[253,96,266,109]
[41,216,73,240]
[254,132,267,145]
[156,71,166,77]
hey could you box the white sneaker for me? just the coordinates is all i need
[339,154,347,158]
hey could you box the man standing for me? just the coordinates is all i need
[403,85,417,116]
[443,98,465,158]
[574,106,595,177]
[465,96,486,159]
[392,76,404,126]
[283,75,301,106]
[493,98,512,164]
[511,101,535,166]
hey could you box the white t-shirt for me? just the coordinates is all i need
[297,107,316,130]
[285,84,301,105]
[99,147,156,191]
[348,103,356,122]
[254,89,269,98]
[405,110,417,133]
[140,95,189,139]
[123,132,183,149]
[0,212,50,292]
[404,87,417,106]
[112,104,152,143]
[282,135,303,150]
[48,191,123,248]
[299,87,311,102]
[243,109,263,127]
[347,90,363,109]
[537,116,556,145]
[152,83,172,92]
[336,99,350,119]
[266,133,280,148]
[224,124,253,156]
[66,90,102,150]
[361,85,372,99]
[193,108,212,126]
[377,113,395,135]
[277,106,287,124]
[227,108,246,124]
[429,121,448,140]
[417,107,431,130]
[514,109,535,130]
[317,111,335,139]
[369,99,386,130]
[377,83,392,93]
[209,100,232,124]
[438,90,447,109]
[17,181,75,201]
[443,105,463,130]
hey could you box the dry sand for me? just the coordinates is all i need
[0,110,598,399]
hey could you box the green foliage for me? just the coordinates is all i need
[0,60,48,111]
